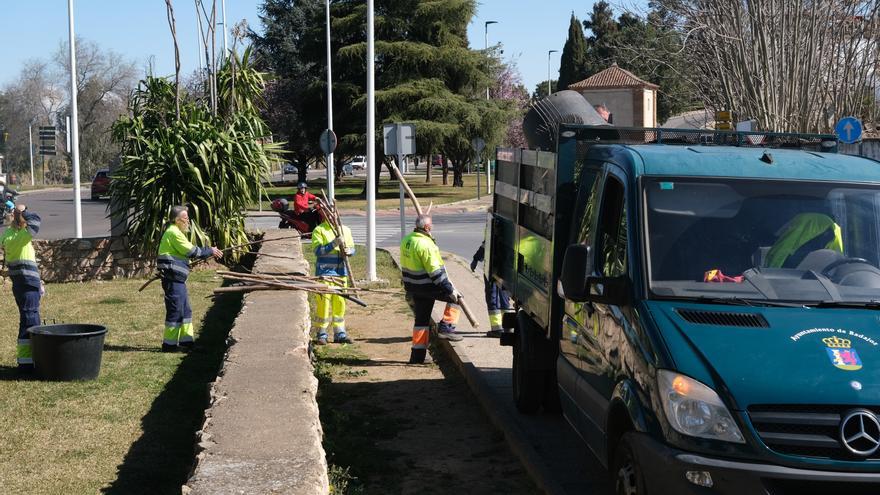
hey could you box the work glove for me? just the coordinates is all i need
[451,289,463,301]
[332,236,343,247]
[344,247,355,256]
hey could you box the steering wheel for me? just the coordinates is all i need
[821,257,872,277]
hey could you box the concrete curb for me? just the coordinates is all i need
[385,247,567,495]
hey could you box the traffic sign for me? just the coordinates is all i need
[471,137,486,154]
[383,123,416,156]
[319,129,337,155]
[835,116,863,144]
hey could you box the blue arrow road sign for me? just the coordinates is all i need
[835,116,863,144]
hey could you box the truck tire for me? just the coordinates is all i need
[512,312,547,414]
[612,432,648,495]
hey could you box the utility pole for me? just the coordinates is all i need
[548,49,558,96]
[28,124,35,186]
[484,20,497,197]
[68,0,83,238]
[366,0,377,281]
[325,0,335,200]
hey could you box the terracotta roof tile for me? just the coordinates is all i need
[568,64,659,90]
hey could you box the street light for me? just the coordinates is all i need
[366,0,377,281]
[484,20,498,197]
[325,0,335,200]
[484,20,497,100]
[68,0,83,238]
[548,50,558,96]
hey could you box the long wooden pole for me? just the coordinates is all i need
[387,161,423,216]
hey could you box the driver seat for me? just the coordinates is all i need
[764,213,843,269]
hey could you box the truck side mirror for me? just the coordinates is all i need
[559,244,593,302]
[559,243,631,306]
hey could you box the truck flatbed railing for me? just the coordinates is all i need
[560,125,839,153]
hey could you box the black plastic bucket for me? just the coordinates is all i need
[29,324,108,381]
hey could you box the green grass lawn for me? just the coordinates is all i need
[257,174,484,211]
[0,270,239,494]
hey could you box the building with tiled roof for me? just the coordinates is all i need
[567,64,659,127]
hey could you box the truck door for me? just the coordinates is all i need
[576,168,629,433]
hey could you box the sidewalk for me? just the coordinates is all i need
[387,248,609,495]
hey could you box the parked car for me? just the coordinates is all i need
[91,169,111,200]
[283,163,297,174]
[349,155,367,170]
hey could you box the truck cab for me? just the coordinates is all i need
[490,126,880,494]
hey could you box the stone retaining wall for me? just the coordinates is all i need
[21,237,153,283]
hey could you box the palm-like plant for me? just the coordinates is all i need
[110,48,283,257]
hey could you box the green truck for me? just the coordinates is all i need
[490,126,880,494]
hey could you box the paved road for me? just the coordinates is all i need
[17,188,111,239]
[247,211,486,259]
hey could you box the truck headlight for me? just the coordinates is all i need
[658,370,744,444]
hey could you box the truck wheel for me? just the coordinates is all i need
[612,433,647,495]
[512,313,546,414]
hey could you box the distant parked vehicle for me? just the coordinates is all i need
[91,169,111,200]
[432,155,444,167]
[283,163,297,174]
[349,155,367,170]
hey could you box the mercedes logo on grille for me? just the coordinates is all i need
[840,409,880,457]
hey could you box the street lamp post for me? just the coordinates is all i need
[484,20,497,197]
[548,49,558,96]
[325,0,335,200]
[366,0,377,281]
[484,21,497,100]
[68,0,83,238]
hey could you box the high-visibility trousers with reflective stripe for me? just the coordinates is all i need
[162,278,193,346]
[13,284,40,367]
[311,278,347,338]
[405,290,458,350]
[485,280,512,331]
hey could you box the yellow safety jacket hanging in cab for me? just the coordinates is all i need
[765,213,843,269]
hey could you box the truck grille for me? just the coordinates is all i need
[748,405,880,460]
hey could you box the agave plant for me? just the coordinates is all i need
[110,49,283,258]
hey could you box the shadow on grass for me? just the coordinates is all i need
[101,289,244,495]
[0,365,37,382]
[102,344,163,353]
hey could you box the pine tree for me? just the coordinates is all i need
[583,1,618,74]
[557,14,589,91]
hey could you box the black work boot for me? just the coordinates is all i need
[408,348,427,364]
[178,342,194,353]
[161,343,178,353]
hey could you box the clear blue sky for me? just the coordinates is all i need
[467,1,600,93]
[0,1,610,93]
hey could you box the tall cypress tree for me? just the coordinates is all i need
[557,14,589,91]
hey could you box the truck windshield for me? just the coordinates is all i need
[644,177,880,304]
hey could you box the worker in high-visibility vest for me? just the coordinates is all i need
[470,209,513,338]
[400,214,463,364]
[1,205,42,371]
[311,207,355,345]
[157,206,222,352]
